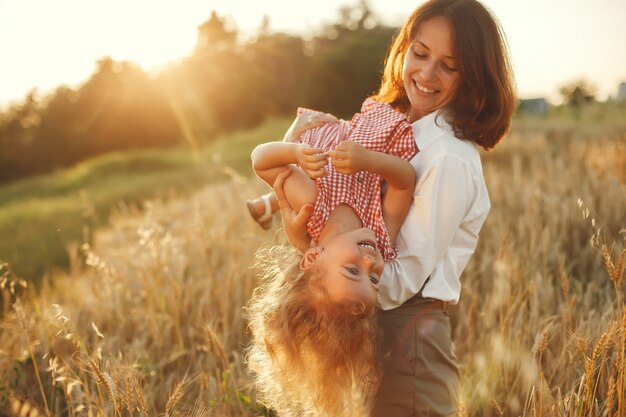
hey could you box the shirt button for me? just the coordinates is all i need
[354,198,358,205]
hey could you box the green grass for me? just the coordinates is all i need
[0,117,291,282]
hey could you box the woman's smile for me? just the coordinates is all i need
[413,79,440,95]
[402,16,460,122]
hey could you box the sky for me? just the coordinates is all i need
[1,0,625,108]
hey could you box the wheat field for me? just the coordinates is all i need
[0,114,625,416]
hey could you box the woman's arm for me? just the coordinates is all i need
[378,154,488,309]
[272,168,314,252]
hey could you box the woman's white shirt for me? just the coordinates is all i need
[378,111,491,309]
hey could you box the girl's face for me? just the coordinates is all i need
[402,16,461,122]
[303,228,383,312]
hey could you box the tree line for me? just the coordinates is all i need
[0,3,397,184]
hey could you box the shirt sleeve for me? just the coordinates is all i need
[377,153,477,309]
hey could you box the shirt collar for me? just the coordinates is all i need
[411,111,454,151]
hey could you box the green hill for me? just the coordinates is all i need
[0,117,290,282]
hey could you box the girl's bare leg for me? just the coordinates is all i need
[247,111,334,229]
[247,164,315,230]
[246,127,295,229]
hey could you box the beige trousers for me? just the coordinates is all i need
[371,296,459,417]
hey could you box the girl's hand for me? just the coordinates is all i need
[328,141,372,174]
[283,112,338,143]
[295,144,328,179]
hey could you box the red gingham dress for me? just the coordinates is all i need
[295,98,417,260]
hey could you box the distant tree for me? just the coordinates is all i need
[559,78,597,107]
[244,33,308,116]
[336,0,379,31]
[72,58,180,154]
[184,12,255,134]
[303,1,395,116]
[195,11,237,52]
[24,58,181,174]
[33,86,81,171]
[0,3,400,184]
[0,91,44,182]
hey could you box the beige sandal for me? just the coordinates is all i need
[246,194,274,230]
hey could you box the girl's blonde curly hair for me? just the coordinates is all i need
[246,243,382,417]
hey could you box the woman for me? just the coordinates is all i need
[273,0,516,415]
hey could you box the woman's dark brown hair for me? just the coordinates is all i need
[374,0,517,150]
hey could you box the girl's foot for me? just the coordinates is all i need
[246,193,275,230]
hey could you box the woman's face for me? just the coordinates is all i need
[402,16,460,122]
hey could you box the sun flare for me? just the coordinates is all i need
[0,0,205,105]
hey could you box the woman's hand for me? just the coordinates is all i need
[273,167,313,253]
[328,141,372,174]
[283,112,338,143]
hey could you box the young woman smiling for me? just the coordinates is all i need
[274,0,516,415]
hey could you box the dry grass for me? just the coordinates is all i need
[0,119,625,416]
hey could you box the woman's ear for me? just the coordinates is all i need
[300,248,321,270]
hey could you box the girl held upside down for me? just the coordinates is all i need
[246,98,416,416]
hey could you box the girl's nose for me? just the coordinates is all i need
[363,254,376,267]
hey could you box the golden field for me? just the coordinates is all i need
[0,107,625,416]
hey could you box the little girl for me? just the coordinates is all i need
[246,98,416,416]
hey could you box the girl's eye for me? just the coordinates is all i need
[347,267,359,275]
[369,276,379,285]
[442,63,458,72]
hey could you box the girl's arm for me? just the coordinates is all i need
[252,142,328,186]
[328,141,415,190]
[251,142,319,221]
[251,142,299,186]
[328,141,415,243]
[252,109,337,185]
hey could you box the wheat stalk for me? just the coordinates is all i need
[584,330,611,411]
[133,381,149,416]
[14,298,51,417]
[491,399,504,416]
[606,374,616,417]
[603,246,626,308]
[617,309,626,416]
[165,374,192,417]
[85,357,118,414]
